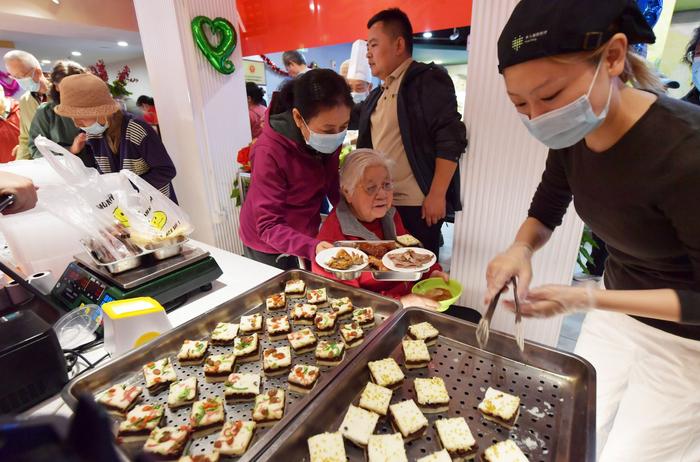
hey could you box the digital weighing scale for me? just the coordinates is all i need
[51,246,223,312]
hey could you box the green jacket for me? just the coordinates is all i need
[28,100,94,167]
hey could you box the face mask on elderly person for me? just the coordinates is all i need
[344,164,394,222]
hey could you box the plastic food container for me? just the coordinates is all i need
[53,304,103,349]
[411,277,463,312]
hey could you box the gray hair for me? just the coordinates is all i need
[3,50,40,71]
[340,149,393,196]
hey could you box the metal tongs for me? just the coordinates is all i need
[477,277,525,351]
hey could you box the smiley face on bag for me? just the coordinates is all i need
[150,211,167,230]
[113,207,130,227]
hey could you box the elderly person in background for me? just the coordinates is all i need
[282,50,309,78]
[28,60,94,168]
[3,50,49,160]
[54,73,178,202]
[313,149,446,308]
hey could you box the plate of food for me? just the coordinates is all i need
[382,247,436,273]
[316,247,368,274]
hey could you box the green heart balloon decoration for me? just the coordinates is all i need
[191,15,237,75]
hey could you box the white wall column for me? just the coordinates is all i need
[452,0,584,346]
[132,0,250,254]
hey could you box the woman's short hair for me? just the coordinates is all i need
[50,60,84,103]
[275,68,352,121]
[340,149,393,196]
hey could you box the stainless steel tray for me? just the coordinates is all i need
[62,269,402,461]
[334,240,425,282]
[258,307,596,462]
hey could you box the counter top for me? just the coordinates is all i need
[27,240,282,418]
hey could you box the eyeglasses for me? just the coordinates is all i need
[687,51,700,62]
[362,181,393,196]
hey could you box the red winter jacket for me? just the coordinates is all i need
[0,100,20,163]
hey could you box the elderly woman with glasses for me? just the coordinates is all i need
[312,149,447,308]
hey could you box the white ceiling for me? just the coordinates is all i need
[0,29,144,69]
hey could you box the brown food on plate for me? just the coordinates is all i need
[327,249,364,270]
[387,249,433,269]
[355,241,398,258]
[368,255,389,271]
[423,288,452,301]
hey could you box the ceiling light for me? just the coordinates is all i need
[434,60,443,65]
[450,28,459,41]
[52,0,60,4]
[41,59,51,64]
[71,51,82,56]
[117,41,128,47]
[422,31,433,39]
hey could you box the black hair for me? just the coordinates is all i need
[50,60,84,103]
[245,81,266,106]
[367,8,413,55]
[683,26,700,66]
[275,68,352,121]
[282,50,306,67]
[136,95,154,107]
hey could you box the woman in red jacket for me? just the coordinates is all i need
[313,149,446,307]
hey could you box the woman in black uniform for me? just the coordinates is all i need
[484,1,700,461]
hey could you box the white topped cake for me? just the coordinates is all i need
[367,357,405,388]
[287,364,321,394]
[402,339,431,369]
[176,340,209,366]
[266,315,291,341]
[266,292,286,311]
[96,383,142,417]
[252,389,286,427]
[168,377,198,409]
[233,333,260,363]
[291,303,317,325]
[339,404,379,447]
[143,358,177,393]
[210,322,238,345]
[389,399,428,441]
[314,311,338,336]
[478,387,521,427]
[483,440,529,462]
[329,297,353,318]
[143,426,191,460]
[224,372,260,403]
[367,433,408,462]
[239,313,263,334]
[307,432,346,462]
[340,321,364,348]
[315,339,345,366]
[285,279,306,297]
[203,354,236,383]
[117,404,166,442]
[190,397,226,437]
[213,420,257,456]
[359,382,393,416]
[287,328,318,354]
[352,306,375,327]
[417,449,452,462]
[407,321,439,345]
[435,417,478,461]
[262,346,292,376]
[306,287,328,305]
[414,377,450,413]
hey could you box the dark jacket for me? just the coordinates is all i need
[682,87,700,106]
[85,112,177,202]
[238,104,341,260]
[353,61,467,212]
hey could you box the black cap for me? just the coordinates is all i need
[498,0,656,73]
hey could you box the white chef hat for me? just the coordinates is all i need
[347,40,372,83]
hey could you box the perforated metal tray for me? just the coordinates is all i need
[257,307,596,461]
[62,269,402,461]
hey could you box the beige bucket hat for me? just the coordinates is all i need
[54,73,120,118]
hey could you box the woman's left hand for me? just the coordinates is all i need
[400,293,440,311]
[429,270,449,282]
[502,284,596,318]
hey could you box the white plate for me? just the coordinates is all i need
[316,246,368,273]
[382,247,436,273]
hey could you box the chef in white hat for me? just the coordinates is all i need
[346,40,373,103]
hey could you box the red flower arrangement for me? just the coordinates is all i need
[89,59,138,98]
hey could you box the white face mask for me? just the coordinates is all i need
[301,116,346,154]
[17,76,39,93]
[351,91,369,104]
[519,56,612,150]
[80,120,109,135]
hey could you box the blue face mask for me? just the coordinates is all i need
[519,57,612,150]
[351,91,369,104]
[301,116,346,154]
[80,120,109,136]
[17,76,39,93]
[692,58,700,89]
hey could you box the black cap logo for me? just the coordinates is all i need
[512,35,524,52]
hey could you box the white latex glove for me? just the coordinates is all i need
[502,283,596,318]
[400,293,440,311]
[484,243,533,305]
